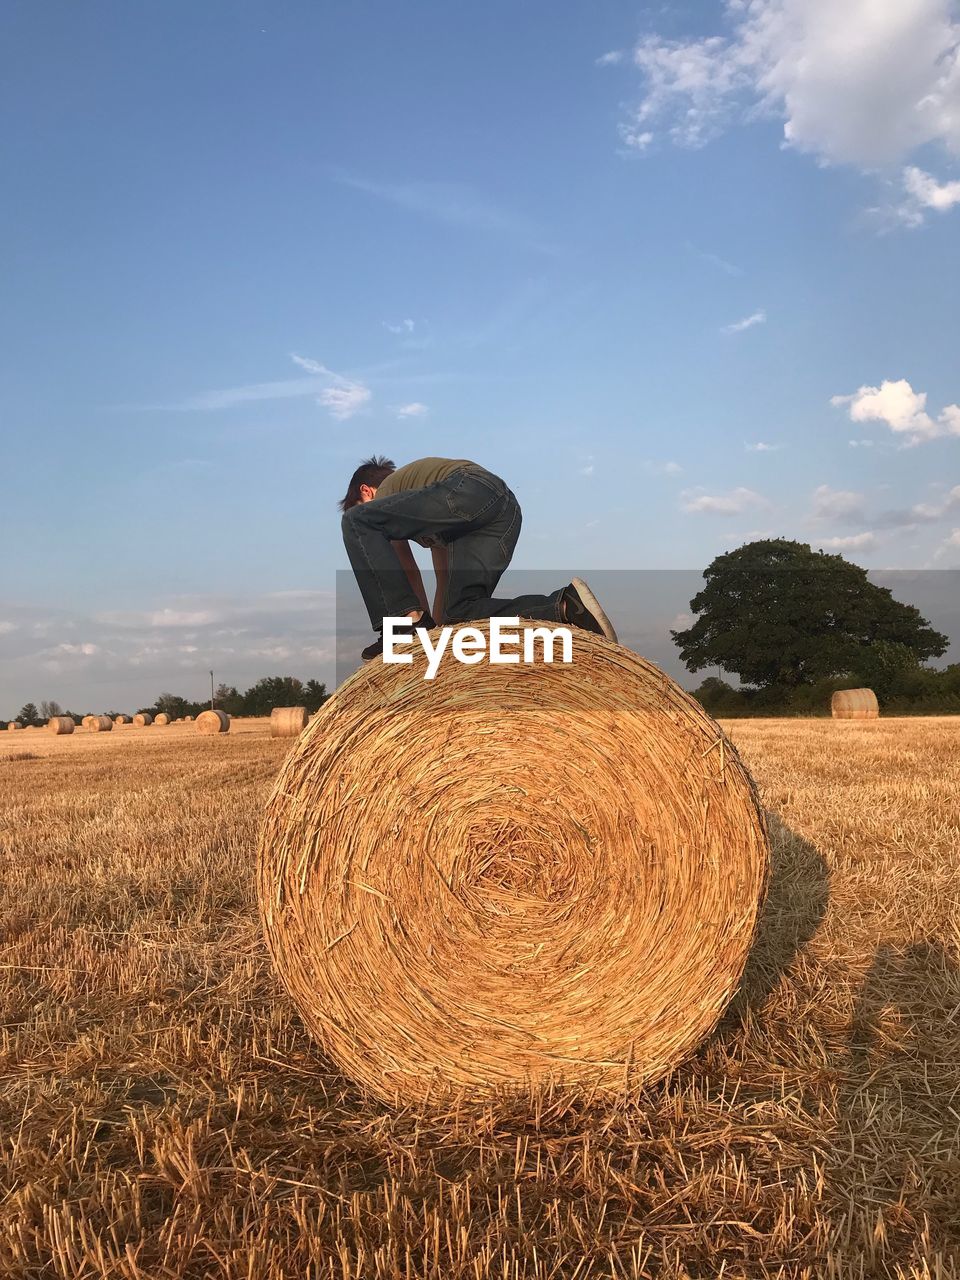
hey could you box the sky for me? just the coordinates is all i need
[2,0,959,714]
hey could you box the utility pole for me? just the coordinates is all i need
[210,670,215,710]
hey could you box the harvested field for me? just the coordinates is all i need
[0,716,958,1278]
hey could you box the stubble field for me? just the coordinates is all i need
[0,716,958,1279]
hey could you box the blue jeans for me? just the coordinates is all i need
[341,465,565,629]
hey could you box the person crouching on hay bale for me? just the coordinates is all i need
[340,455,618,661]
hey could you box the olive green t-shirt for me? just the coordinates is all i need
[374,457,476,500]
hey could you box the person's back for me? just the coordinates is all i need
[339,454,617,659]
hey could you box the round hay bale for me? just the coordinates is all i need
[48,716,75,735]
[88,714,113,733]
[185,715,194,722]
[114,715,132,726]
[7,722,22,732]
[81,715,94,729]
[258,621,769,1105]
[155,713,171,726]
[196,709,230,735]
[132,713,153,727]
[270,706,308,738]
[831,688,879,720]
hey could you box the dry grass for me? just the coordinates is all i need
[0,716,958,1278]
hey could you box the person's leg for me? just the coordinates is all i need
[443,486,567,623]
[441,478,619,640]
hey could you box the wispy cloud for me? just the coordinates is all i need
[642,459,683,476]
[681,487,769,516]
[320,383,372,420]
[892,166,960,228]
[811,485,867,523]
[746,441,781,453]
[817,532,878,552]
[143,355,373,421]
[394,402,429,419]
[596,50,624,67]
[384,319,416,335]
[723,309,766,335]
[685,242,742,276]
[332,172,557,253]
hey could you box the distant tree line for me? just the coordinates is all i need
[678,540,957,716]
[2,675,327,729]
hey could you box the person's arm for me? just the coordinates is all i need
[390,540,430,614]
[430,545,448,623]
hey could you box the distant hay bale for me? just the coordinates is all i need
[132,713,153,727]
[81,715,94,729]
[197,709,230,735]
[155,713,171,726]
[48,716,75,735]
[831,688,879,720]
[114,715,132,725]
[7,722,22,732]
[270,706,308,738]
[185,715,193,722]
[88,715,113,732]
[258,621,769,1105]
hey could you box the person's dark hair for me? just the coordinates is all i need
[339,455,396,512]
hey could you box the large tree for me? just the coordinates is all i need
[672,539,948,689]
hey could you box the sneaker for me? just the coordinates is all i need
[362,610,437,661]
[560,578,618,643]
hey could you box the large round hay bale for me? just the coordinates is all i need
[196,709,230,735]
[831,688,879,720]
[81,715,94,729]
[48,716,75,735]
[270,706,308,738]
[114,715,132,726]
[155,713,171,726]
[132,713,153,727]
[88,715,113,732]
[7,722,22,732]
[258,621,769,1105]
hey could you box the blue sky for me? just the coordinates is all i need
[2,0,959,712]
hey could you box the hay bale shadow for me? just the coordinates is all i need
[725,811,830,1021]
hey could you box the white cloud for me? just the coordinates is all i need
[642,459,683,476]
[831,378,960,446]
[384,319,416,335]
[0,622,16,635]
[934,528,960,559]
[817,532,878,551]
[746,441,781,452]
[619,1,960,176]
[318,384,370,420]
[723,310,767,334]
[289,353,373,420]
[812,485,867,522]
[896,165,960,225]
[597,50,624,67]
[580,462,595,477]
[395,401,429,419]
[848,438,876,448]
[148,609,222,628]
[681,486,770,515]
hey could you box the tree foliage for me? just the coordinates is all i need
[673,539,948,689]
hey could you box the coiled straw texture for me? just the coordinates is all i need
[270,706,309,738]
[831,688,879,720]
[258,622,769,1104]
